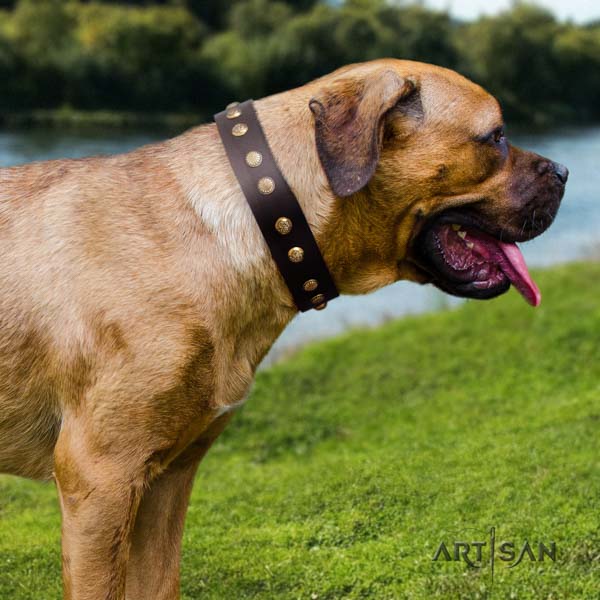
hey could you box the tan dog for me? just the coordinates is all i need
[0,59,566,599]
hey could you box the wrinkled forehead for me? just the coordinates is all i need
[419,70,503,136]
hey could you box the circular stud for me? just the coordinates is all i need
[314,302,327,311]
[303,279,318,292]
[232,123,248,137]
[275,217,292,235]
[245,151,263,168]
[226,101,239,109]
[311,294,325,306]
[288,247,304,263]
[258,177,275,195]
[226,107,242,119]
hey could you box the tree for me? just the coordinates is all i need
[554,25,600,120]
[229,0,292,39]
[458,3,562,123]
[72,4,208,109]
[186,0,318,30]
[378,4,458,68]
[186,0,245,30]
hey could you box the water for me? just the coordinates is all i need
[1,126,598,360]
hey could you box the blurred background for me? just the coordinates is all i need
[1,0,600,124]
[0,0,598,359]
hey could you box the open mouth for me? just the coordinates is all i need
[415,212,541,306]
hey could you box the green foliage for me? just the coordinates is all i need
[264,4,350,91]
[553,25,600,121]
[379,5,458,68]
[10,0,77,63]
[186,0,246,31]
[457,3,600,123]
[1,261,599,598]
[71,4,209,109]
[0,21,26,109]
[229,0,293,39]
[459,4,564,124]
[0,0,599,123]
[257,2,458,99]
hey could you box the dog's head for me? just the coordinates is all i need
[309,60,567,305]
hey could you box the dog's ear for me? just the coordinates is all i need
[309,70,417,198]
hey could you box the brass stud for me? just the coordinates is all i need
[303,279,318,292]
[274,217,292,235]
[258,177,275,195]
[311,293,325,305]
[226,101,239,109]
[245,151,263,168]
[232,123,248,137]
[226,107,242,119]
[288,246,304,263]
[314,302,327,311]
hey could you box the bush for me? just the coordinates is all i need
[0,0,598,124]
[458,4,565,123]
[72,4,208,110]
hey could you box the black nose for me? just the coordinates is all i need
[552,161,569,184]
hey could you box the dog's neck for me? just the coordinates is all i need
[255,92,338,242]
[162,91,337,379]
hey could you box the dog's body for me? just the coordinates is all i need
[0,60,566,599]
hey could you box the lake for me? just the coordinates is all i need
[1,125,598,361]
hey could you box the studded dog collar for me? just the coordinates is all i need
[214,100,339,312]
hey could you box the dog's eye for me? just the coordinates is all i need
[492,129,506,144]
[475,127,507,147]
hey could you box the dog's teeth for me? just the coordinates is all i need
[457,231,467,239]
[467,241,474,249]
[451,224,461,231]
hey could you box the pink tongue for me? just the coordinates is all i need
[497,242,541,307]
[463,228,541,307]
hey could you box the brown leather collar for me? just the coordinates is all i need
[214,100,339,312]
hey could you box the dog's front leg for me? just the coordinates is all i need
[54,418,151,600]
[125,412,234,600]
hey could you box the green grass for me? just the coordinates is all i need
[1,262,599,599]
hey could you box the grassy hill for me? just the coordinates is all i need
[1,262,599,599]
